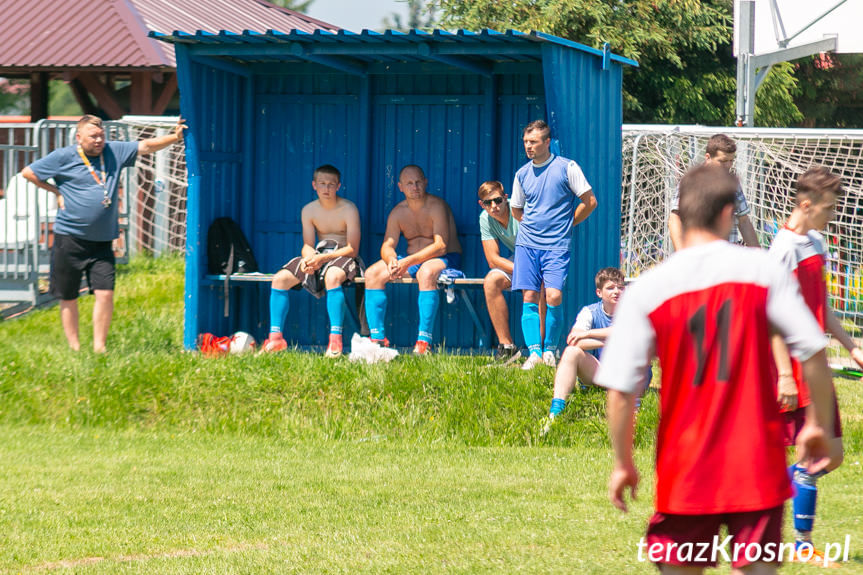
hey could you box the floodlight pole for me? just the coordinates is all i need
[735,0,839,127]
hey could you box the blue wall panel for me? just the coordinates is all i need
[541,45,624,347]
[183,57,251,345]
[248,84,362,346]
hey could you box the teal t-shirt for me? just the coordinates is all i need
[479,206,519,253]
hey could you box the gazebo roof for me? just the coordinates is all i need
[0,0,338,73]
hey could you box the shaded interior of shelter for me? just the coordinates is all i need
[154,30,632,350]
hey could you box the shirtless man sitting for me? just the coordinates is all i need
[363,164,462,355]
[262,164,362,357]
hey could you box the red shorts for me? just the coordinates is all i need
[645,506,783,569]
[783,397,843,446]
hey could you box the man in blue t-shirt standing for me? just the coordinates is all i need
[511,120,597,370]
[21,115,186,352]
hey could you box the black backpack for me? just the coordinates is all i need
[207,217,259,316]
[207,217,259,275]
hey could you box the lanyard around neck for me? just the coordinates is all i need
[77,145,111,208]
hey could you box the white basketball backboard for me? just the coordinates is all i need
[734,0,863,56]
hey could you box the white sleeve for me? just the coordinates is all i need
[670,184,680,212]
[566,161,592,197]
[594,289,655,394]
[511,174,525,209]
[766,264,828,361]
[573,306,593,331]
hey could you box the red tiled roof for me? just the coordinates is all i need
[0,0,339,71]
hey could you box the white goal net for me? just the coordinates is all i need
[622,125,863,359]
[123,116,188,257]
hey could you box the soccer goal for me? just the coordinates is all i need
[122,116,189,257]
[622,125,863,358]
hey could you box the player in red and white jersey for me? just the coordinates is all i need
[768,166,859,566]
[596,165,836,574]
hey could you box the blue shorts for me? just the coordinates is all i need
[512,245,569,292]
[399,252,462,278]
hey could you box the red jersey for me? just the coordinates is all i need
[768,227,828,410]
[596,241,827,514]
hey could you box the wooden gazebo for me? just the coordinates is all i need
[0,0,338,120]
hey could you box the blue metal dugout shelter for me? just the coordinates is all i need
[151,29,637,350]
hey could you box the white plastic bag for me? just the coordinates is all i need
[348,333,399,364]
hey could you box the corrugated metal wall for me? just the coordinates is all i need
[185,51,624,351]
[542,45,624,330]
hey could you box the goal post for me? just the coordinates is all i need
[622,125,863,359]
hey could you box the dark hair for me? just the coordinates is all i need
[523,120,551,140]
[795,165,843,205]
[77,114,103,130]
[678,164,738,233]
[477,180,504,200]
[399,164,426,180]
[595,267,625,290]
[705,134,736,157]
[313,164,341,181]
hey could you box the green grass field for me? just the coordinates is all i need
[0,256,861,573]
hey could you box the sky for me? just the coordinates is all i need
[305,0,410,32]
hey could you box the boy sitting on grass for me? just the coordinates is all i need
[541,267,649,435]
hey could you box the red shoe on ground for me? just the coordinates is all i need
[260,333,287,353]
[413,340,431,355]
[788,544,842,568]
[325,334,343,358]
[371,338,390,348]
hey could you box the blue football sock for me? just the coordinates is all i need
[364,289,387,341]
[417,290,440,343]
[543,303,564,354]
[269,287,290,334]
[326,286,345,335]
[522,302,542,356]
[550,398,566,416]
[792,469,820,536]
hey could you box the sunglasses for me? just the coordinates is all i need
[481,197,505,207]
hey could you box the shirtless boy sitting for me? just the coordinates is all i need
[262,164,362,357]
[363,164,462,355]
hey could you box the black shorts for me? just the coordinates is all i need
[50,234,115,300]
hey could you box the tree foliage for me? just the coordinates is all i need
[433,0,803,127]
[383,0,438,32]
[794,53,863,128]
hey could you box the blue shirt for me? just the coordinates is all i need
[575,300,652,386]
[511,155,592,250]
[29,141,138,241]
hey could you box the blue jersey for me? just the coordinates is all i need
[29,140,138,241]
[575,300,653,386]
[511,155,591,250]
[574,301,612,360]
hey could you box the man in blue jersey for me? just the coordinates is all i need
[21,114,186,352]
[511,120,597,370]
